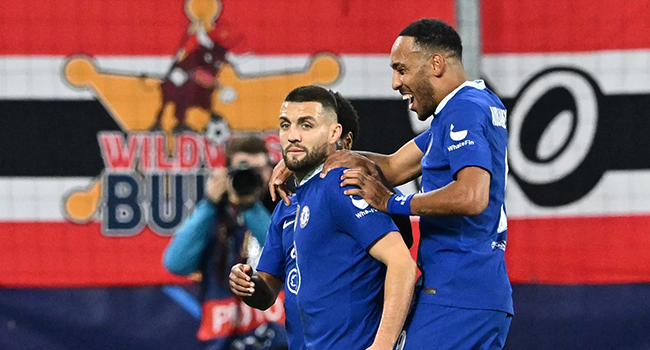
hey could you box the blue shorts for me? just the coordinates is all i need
[398,303,512,350]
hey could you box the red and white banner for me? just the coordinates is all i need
[0,0,453,287]
[482,0,650,284]
[2,0,650,287]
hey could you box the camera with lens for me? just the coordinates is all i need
[228,162,263,197]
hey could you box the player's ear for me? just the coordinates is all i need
[329,123,343,145]
[431,53,445,77]
[343,132,353,150]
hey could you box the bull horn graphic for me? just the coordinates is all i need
[65,56,163,131]
[185,0,221,32]
[63,54,342,133]
[63,178,103,223]
[214,54,342,130]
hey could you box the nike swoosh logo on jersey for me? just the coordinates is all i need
[283,220,295,229]
[349,196,369,209]
[450,124,468,141]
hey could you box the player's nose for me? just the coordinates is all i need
[391,70,403,91]
[287,125,301,142]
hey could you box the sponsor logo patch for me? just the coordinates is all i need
[447,139,475,151]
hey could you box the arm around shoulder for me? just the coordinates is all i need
[360,139,423,186]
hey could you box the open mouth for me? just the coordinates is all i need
[402,93,415,110]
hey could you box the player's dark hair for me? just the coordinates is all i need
[284,85,359,140]
[284,85,338,115]
[399,19,462,59]
[225,135,269,166]
[331,91,360,141]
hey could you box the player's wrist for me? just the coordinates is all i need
[367,337,396,350]
[386,193,413,216]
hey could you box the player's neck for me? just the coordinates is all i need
[295,162,325,186]
[435,70,468,105]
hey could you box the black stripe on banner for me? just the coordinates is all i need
[0,99,415,177]
[0,100,120,177]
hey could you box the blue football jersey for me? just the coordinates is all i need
[256,197,304,350]
[292,167,398,349]
[413,80,513,314]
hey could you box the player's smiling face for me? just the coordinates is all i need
[279,101,342,174]
[390,36,437,121]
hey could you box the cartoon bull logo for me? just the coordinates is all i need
[61,0,341,227]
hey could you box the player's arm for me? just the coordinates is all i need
[321,140,423,187]
[356,139,423,186]
[330,170,416,348]
[344,101,494,217]
[367,231,417,350]
[231,205,288,309]
[229,264,283,310]
[269,140,423,204]
[409,166,490,216]
[342,166,490,217]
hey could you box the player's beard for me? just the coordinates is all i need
[412,70,437,121]
[283,142,329,175]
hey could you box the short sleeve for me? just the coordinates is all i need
[413,129,431,152]
[256,207,287,280]
[443,101,493,178]
[326,169,398,250]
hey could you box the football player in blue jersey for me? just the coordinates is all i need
[233,86,417,350]
[270,19,513,350]
[333,19,513,350]
[230,88,415,350]
[228,91,357,350]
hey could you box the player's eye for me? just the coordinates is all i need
[301,123,313,129]
[279,122,290,129]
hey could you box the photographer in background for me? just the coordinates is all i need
[163,135,287,350]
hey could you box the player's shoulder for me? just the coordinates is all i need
[445,93,496,125]
[319,167,351,201]
[317,168,347,187]
[323,166,347,177]
[319,167,347,186]
[271,195,298,219]
[451,92,489,110]
[456,84,504,109]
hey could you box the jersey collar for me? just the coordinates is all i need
[297,163,324,187]
[434,80,486,116]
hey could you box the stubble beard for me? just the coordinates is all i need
[283,142,329,176]
[413,70,438,121]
